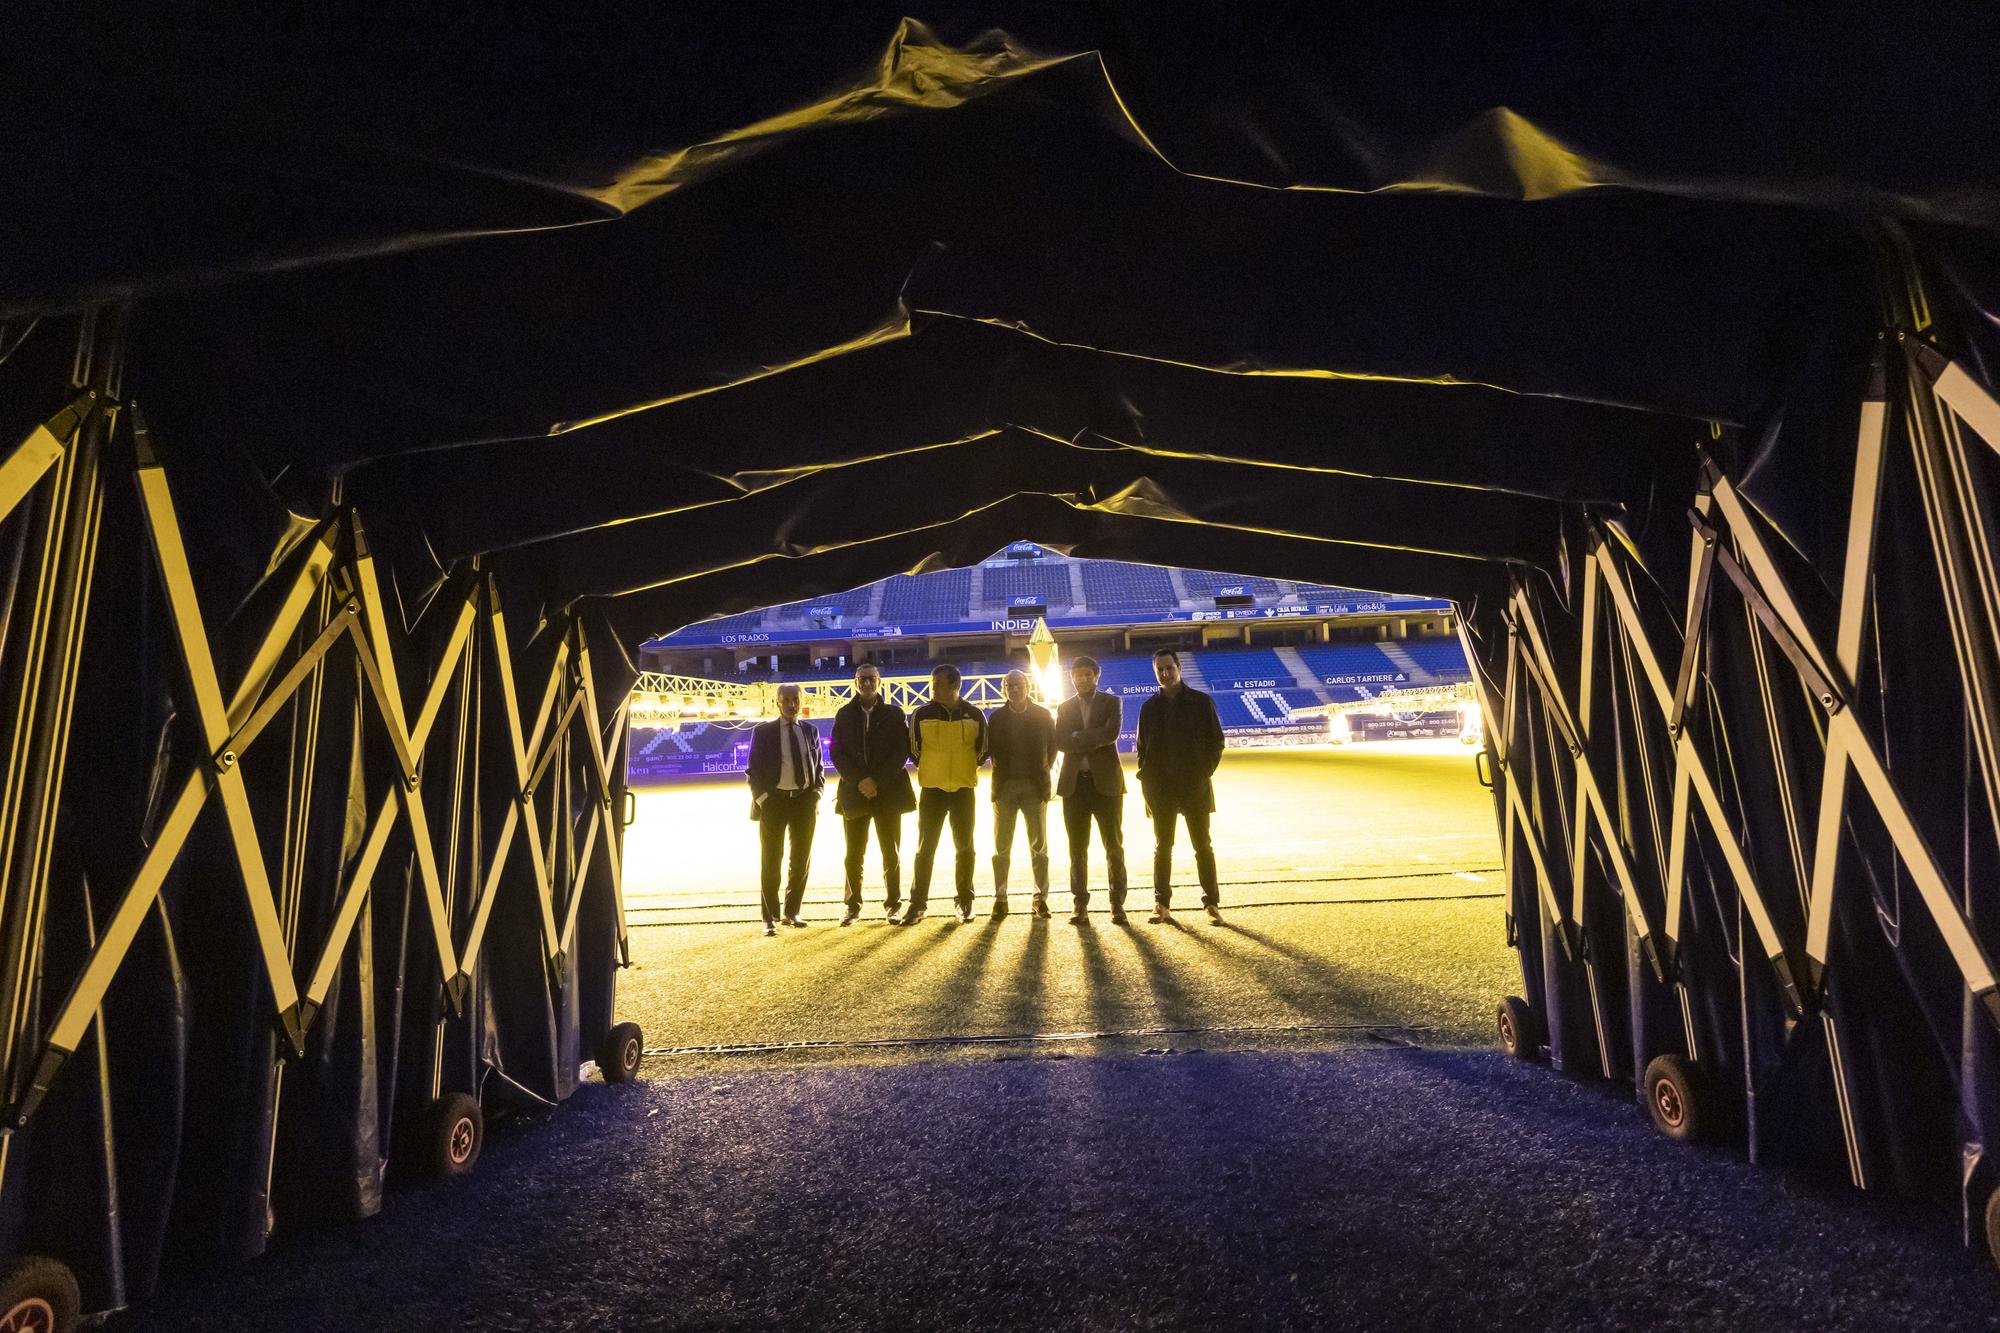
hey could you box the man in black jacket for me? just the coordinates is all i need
[1136,649,1227,925]
[829,663,914,925]
[745,683,824,936]
[1054,656,1129,924]
[986,669,1056,918]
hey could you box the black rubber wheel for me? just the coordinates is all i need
[1643,1054,1714,1143]
[598,1022,644,1084]
[1496,995,1542,1061]
[423,1092,484,1180]
[0,1255,80,1333]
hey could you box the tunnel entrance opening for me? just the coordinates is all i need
[614,549,1508,1068]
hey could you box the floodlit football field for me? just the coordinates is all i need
[619,742,1513,1066]
[625,741,1499,919]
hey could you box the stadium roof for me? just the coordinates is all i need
[10,7,1998,664]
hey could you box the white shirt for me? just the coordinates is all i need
[776,719,815,791]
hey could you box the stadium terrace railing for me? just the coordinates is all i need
[629,669,1058,725]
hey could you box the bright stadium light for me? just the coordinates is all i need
[1027,617,1064,705]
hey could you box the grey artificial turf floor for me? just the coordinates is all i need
[119,1048,2000,1332]
[111,747,2000,1328]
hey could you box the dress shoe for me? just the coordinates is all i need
[1109,909,1129,926]
[957,905,975,923]
[1032,895,1051,919]
[839,912,858,927]
[897,910,926,926]
[992,895,1010,918]
[1068,910,1088,925]
[783,915,807,928]
[1148,906,1172,924]
[762,921,778,937]
[1205,905,1225,926]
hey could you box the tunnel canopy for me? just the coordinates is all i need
[8,6,1998,655]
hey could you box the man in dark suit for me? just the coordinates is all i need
[1136,649,1227,925]
[746,683,824,936]
[1054,656,1129,925]
[829,662,914,925]
[986,669,1056,918]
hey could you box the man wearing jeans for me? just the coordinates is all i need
[1136,649,1227,925]
[744,683,824,936]
[901,663,988,925]
[1054,657,1128,925]
[986,669,1056,918]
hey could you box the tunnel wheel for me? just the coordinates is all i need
[598,1022,645,1084]
[1496,995,1541,1061]
[422,1092,484,1181]
[0,1255,80,1333]
[1643,1054,1714,1143]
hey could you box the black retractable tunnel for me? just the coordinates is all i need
[5,7,2000,1323]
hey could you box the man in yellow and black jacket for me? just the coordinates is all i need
[900,663,988,924]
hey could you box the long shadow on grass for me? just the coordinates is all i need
[1183,922,1444,1032]
[1232,916,1497,1031]
[1125,923,1195,1031]
[1001,917,1051,1035]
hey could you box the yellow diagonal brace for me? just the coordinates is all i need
[0,391,90,527]
[135,442,300,1022]
[302,787,398,1009]
[42,774,207,1054]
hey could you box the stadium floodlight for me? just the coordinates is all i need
[1027,617,1065,704]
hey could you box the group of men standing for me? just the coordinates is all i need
[745,651,1226,936]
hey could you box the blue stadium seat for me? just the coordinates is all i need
[1399,639,1470,678]
[1180,569,1282,599]
[881,569,973,622]
[766,586,874,625]
[1079,561,1175,612]
[1192,647,1295,689]
[982,562,1074,610]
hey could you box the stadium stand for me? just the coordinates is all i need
[1180,569,1282,600]
[770,586,874,621]
[634,546,1468,778]
[1291,584,1378,604]
[1397,639,1470,678]
[1092,654,1166,696]
[881,569,973,621]
[982,561,1074,610]
[683,608,768,635]
[1296,643,1410,682]
[1080,561,1176,612]
[1192,647,1295,689]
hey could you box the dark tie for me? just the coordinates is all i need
[782,721,797,789]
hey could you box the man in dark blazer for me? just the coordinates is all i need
[746,683,824,936]
[1054,656,1129,924]
[1136,649,1227,925]
[829,662,914,925]
[986,669,1056,918]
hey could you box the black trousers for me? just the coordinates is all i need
[842,808,902,913]
[758,789,817,922]
[1063,783,1128,910]
[909,787,976,912]
[1150,802,1219,908]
